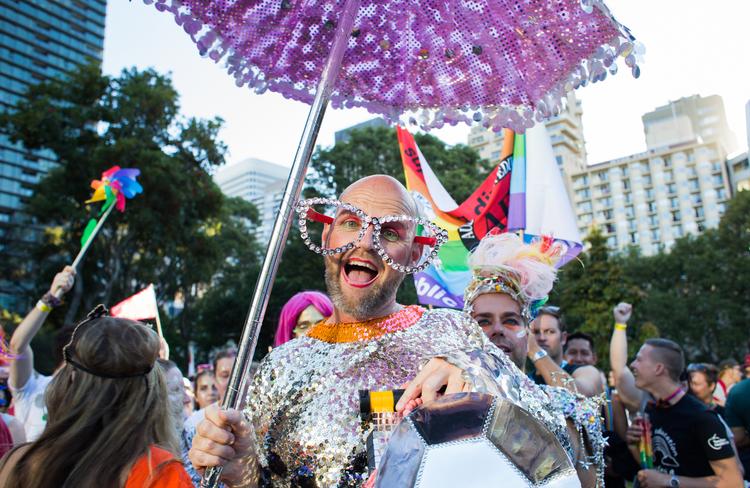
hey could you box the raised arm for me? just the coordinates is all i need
[609,302,643,412]
[8,266,75,389]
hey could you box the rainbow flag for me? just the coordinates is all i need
[398,126,581,309]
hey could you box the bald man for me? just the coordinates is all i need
[190,175,603,487]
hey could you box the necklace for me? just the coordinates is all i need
[306,305,425,343]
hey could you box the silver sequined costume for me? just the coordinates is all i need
[242,308,604,487]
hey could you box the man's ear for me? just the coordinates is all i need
[321,223,330,247]
[561,331,568,346]
[654,363,666,378]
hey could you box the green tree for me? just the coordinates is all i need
[0,61,260,366]
[552,228,646,369]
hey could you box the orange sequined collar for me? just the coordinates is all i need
[306,305,425,344]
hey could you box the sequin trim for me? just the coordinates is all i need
[307,306,425,343]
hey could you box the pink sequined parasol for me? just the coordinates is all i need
[146,0,640,132]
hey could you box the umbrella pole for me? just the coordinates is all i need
[200,0,361,486]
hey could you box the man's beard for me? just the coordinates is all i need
[324,256,404,321]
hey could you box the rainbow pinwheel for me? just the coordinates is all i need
[73,165,142,269]
[85,166,143,212]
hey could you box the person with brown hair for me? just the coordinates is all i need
[0,306,192,487]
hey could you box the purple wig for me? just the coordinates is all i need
[274,291,334,346]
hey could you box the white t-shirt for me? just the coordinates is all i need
[9,371,52,441]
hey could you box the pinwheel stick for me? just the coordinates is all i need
[200,0,361,486]
[72,202,115,269]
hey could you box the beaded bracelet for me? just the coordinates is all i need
[41,292,63,308]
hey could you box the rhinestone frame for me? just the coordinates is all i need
[295,197,448,275]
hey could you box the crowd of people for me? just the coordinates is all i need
[0,174,748,487]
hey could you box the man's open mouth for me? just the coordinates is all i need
[342,258,379,288]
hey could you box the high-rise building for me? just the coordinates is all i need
[1,0,107,308]
[467,92,586,183]
[334,117,388,144]
[569,140,731,255]
[727,152,750,194]
[213,158,289,244]
[745,100,750,152]
[642,94,735,154]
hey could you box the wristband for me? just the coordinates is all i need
[41,292,63,308]
[531,349,548,363]
[36,300,52,313]
[614,323,627,331]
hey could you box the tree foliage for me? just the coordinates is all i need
[0,62,261,368]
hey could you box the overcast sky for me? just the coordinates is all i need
[103,0,750,169]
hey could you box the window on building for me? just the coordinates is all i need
[622,178,631,190]
[669,197,679,209]
[687,152,695,162]
[555,156,563,167]
[605,223,615,234]
[694,206,704,219]
[577,201,592,213]
[688,179,700,191]
[624,192,633,204]
[650,229,660,241]
[607,236,618,248]
[580,213,593,224]
[716,188,727,200]
[470,136,485,145]
[663,170,673,183]
[671,210,681,222]
[673,225,683,238]
[646,188,655,199]
[687,166,697,177]
[711,162,722,173]
[667,183,677,194]
[643,174,652,186]
[718,202,726,213]
[663,156,672,168]
[697,221,706,232]
[628,219,637,231]
[596,171,608,182]
[604,209,613,220]
[630,232,638,244]
[712,174,723,187]
[599,197,612,207]
[625,205,634,218]
[620,166,629,177]
[576,188,590,199]
[598,183,611,195]
[691,194,702,205]
[648,215,658,227]
[575,175,589,187]
[490,150,501,159]
[648,202,657,214]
